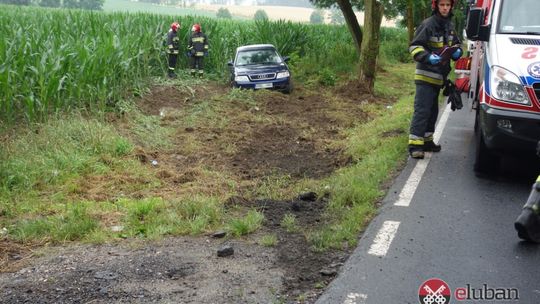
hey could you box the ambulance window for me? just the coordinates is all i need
[498,0,540,33]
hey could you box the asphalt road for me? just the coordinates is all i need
[317,102,540,304]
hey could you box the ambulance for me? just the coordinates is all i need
[462,0,540,174]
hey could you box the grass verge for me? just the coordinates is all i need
[0,63,415,250]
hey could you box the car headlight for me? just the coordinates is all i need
[234,75,249,82]
[276,71,290,79]
[490,66,530,105]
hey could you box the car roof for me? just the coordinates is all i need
[236,44,276,52]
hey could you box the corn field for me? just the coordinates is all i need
[0,4,407,122]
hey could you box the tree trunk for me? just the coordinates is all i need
[336,0,363,55]
[407,0,414,43]
[359,0,384,93]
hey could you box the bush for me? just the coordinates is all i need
[380,40,411,63]
[254,9,268,21]
[216,7,232,19]
[317,68,337,86]
[310,10,325,24]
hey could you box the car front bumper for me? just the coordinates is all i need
[233,78,290,90]
[480,103,540,156]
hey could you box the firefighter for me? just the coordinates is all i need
[167,21,181,78]
[515,141,540,243]
[407,0,462,159]
[187,23,209,77]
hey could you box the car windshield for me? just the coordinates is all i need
[498,0,540,34]
[235,49,282,66]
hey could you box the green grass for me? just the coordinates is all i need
[309,63,414,251]
[0,63,416,248]
[0,116,134,195]
[228,209,264,237]
[259,234,278,247]
[11,203,98,242]
[0,2,414,250]
[280,213,298,233]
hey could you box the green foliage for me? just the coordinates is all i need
[0,5,409,126]
[228,209,264,237]
[309,63,415,251]
[12,203,98,242]
[216,7,232,19]
[125,197,165,237]
[253,9,268,21]
[379,27,411,63]
[310,9,325,24]
[0,116,133,194]
[259,234,278,247]
[280,213,298,233]
[317,68,337,86]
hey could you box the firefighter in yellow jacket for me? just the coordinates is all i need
[187,23,209,77]
[407,0,462,159]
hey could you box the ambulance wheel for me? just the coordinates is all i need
[474,125,499,176]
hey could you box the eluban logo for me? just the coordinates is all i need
[418,278,451,304]
[419,278,520,303]
[454,284,519,301]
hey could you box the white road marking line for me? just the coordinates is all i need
[367,220,400,257]
[433,102,451,143]
[343,292,368,304]
[394,154,430,207]
[394,103,451,207]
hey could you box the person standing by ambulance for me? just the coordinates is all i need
[166,21,181,78]
[407,0,462,159]
[187,23,209,77]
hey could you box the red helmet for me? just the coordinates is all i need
[431,0,455,10]
[170,22,180,32]
[192,23,201,33]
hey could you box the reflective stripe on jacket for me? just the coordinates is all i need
[409,14,461,87]
[187,32,208,57]
[167,30,180,54]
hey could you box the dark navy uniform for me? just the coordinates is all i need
[408,13,461,157]
[188,30,209,77]
[167,26,180,78]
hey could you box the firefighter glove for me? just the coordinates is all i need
[428,53,441,65]
[445,80,463,111]
[452,48,463,60]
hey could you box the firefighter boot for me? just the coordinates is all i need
[408,144,425,159]
[168,69,176,79]
[515,181,540,243]
[423,140,441,152]
[190,69,196,77]
[198,70,204,78]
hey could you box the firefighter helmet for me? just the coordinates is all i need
[431,0,455,10]
[170,22,180,32]
[192,23,201,33]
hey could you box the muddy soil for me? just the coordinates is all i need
[0,79,392,304]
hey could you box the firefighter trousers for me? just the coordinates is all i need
[409,83,440,141]
[190,56,204,72]
[168,53,178,74]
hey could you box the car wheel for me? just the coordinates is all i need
[283,79,293,94]
[473,118,500,176]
